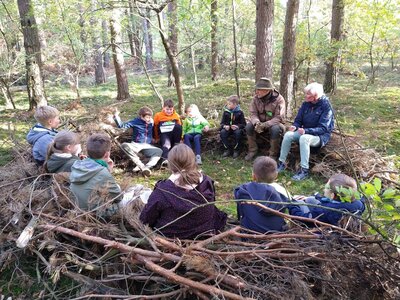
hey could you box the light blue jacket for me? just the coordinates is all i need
[26,124,58,164]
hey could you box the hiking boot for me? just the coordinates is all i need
[244,151,256,161]
[292,167,309,181]
[222,149,232,157]
[232,150,240,159]
[195,155,202,165]
[277,161,286,173]
[142,167,152,177]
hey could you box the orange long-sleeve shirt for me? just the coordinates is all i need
[153,110,182,140]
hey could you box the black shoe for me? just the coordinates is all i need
[222,150,232,157]
[232,150,240,159]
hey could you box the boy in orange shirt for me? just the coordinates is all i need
[153,99,182,164]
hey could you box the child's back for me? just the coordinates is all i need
[235,181,288,233]
[70,158,121,209]
[69,133,121,216]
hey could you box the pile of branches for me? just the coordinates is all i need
[1,147,400,299]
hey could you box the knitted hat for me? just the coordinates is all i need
[255,78,274,90]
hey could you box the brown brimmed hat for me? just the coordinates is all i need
[255,77,274,90]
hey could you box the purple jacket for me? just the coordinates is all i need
[140,175,227,239]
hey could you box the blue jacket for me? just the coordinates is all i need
[116,117,153,144]
[26,124,58,164]
[308,194,365,226]
[293,95,334,147]
[234,182,303,233]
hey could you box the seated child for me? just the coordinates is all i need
[140,144,227,239]
[114,106,162,176]
[153,99,182,163]
[293,173,365,226]
[234,156,301,233]
[26,105,60,166]
[220,95,246,159]
[44,130,81,173]
[70,133,121,217]
[183,104,209,165]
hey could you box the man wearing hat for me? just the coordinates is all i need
[244,77,286,161]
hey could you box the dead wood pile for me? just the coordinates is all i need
[201,128,399,184]
[1,145,400,300]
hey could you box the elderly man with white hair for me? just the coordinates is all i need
[277,82,334,181]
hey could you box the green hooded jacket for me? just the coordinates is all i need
[70,158,121,217]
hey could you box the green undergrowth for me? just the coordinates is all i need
[0,71,399,213]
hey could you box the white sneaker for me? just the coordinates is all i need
[142,167,151,177]
[195,155,202,165]
[161,160,168,168]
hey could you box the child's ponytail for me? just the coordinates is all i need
[44,131,80,171]
[168,144,201,186]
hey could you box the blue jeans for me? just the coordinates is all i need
[278,131,321,169]
[184,133,202,156]
[220,128,243,150]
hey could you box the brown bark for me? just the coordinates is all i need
[143,14,152,70]
[167,1,178,87]
[17,0,47,110]
[110,8,131,100]
[102,20,111,68]
[279,0,300,119]
[157,12,185,114]
[324,0,344,94]
[211,0,218,81]
[91,0,106,85]
[232,0,240,97]
[255,0,274,81]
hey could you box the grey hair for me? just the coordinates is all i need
[304,82,324,98]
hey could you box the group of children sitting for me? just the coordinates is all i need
[26,101,365,239]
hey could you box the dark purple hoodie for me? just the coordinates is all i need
[140,175,227,239]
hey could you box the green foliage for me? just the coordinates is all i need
[360,178,400,245]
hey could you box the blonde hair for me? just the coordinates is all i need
[253,156,277,183]
[227,95,240,105]
[168,144,201,186]
[34,106,60,125]
[304,82,324,98]
[186,104,201,117]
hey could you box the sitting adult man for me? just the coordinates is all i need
[245,78,286,161]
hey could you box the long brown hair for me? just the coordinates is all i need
[168,144,201,186]
[46,131,80,160]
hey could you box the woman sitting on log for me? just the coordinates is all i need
[277,82,334,181]
[140,144,227,239]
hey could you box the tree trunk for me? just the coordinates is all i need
[305,0,312,85]
[110,8,131,101]
[102,20,111,68]
[143,15,152,70]
[0,78,16,109]
[232,0,240,97]
[157,12,184,114]
[211,0,218,81]
[91,0,106,85]
[323,0,344,94]
[17,0,47,110]
[167,1,178,87]
[128,0,142,64]
[188,0,198,88]
[280,0,299,119]
[255,0,274,81]
[127,9,136,58]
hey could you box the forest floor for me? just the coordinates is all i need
[0,68,400,298]
[1,68,399,216]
